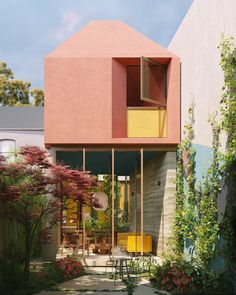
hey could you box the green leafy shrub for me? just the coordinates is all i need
[150,256,201,293]
[0,244,26,292]
[124,278,137,295]
[199,268,235,295]
[150,256,235,294]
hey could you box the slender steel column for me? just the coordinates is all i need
[82,148,86,258]
[140,148,144,256]
[112,148,115,258]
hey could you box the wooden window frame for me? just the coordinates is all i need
[140,56,167,108]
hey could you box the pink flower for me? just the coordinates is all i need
[181,275,191,286]
[173,277,181,287]
[161,276,169,285]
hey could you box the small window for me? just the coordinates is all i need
[0,139,16,162]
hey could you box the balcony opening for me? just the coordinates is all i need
[126,57,167,108]
[126,65,141,107]
[126,57,167,138]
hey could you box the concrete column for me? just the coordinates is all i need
[42,147,58,261]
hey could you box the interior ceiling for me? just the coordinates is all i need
[56,151,160,176]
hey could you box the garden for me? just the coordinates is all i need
[0,36,235,295]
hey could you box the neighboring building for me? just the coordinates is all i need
[168,0,236,180]
[44,20,181,258]
[0,107,44,153]
[0,107,44,255]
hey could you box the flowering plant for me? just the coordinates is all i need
[54,256,84,279]
[150,256,200,293]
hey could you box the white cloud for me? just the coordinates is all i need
[54,11,83,41]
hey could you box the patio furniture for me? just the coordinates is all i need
[88,230,112,255]
[127,235,152,253]
[61,226,91,256]
[114,257,132,285]
[117,232,139,249]
[86,237,94,256]
[99,243,111,255]
[113,255,157,285]
[105,258,116,276]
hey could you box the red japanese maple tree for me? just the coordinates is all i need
[0,146,97,277]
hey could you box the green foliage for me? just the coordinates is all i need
[103,175,129,231]
[195,115,222,266]
[0,244,26,292]
[219,35,236,264]
[86,175,128,231]
[0,61,44,106]
[150,255,234,294]
[219,35,236,158]
[0,251,84,294]
[123,277,137,295]
[172,104,197,255]
[150,255,201,293]
[173,35,236,271]
[173,107,222,266]
[85,217,109,231]
[30,88,44,106]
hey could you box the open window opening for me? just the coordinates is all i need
[126,57,167,108]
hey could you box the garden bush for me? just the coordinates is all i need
[0,253,84,295]
[44,255,84,281]
[0,245,26,293]
[150,255,235,294]
[150,256,201,293]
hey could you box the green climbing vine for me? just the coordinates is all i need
[173,103,197,255]
[195,114,222,266]
[173,104,223,266]
[219,35,236,264]
[173,36,236,268]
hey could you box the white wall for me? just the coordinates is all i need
[0,130,44,150]
[168,0,236,148]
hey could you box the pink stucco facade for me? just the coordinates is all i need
[45,21,180,147]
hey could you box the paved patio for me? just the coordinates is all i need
[37,266,169,295]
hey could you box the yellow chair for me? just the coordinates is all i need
[127,235,152,253]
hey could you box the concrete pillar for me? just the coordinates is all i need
[130,151,176,256]
[42,147,59,261]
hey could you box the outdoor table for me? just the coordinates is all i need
[113,257,132,284]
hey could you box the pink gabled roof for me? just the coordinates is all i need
[48,20,177,58]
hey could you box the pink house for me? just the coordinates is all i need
[44,21,180,259]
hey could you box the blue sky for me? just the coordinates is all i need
[0,0,192,89]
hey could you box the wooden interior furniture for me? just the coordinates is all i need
[87,230,112,255]
[61,226,83,253]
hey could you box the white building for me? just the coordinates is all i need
[168,0,236,179]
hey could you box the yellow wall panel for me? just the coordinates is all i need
[127,109,167,138]
[66,199,77,226]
